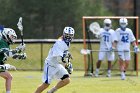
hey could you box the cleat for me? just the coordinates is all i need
[107,73,111,77]
[47,91,54,93]
[95,73,99,77]
[95,71,99,77]
[94,69,99,77]
[121,72,126,80]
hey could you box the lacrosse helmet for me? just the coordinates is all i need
[63,27,75,43]
[119,18,128,30]
[2,28,17,44]
[104,19,112,31]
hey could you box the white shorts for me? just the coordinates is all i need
[117,51,130,61]
[98,48,115,61]
[42,62,68,84]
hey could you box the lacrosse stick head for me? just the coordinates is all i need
[89,22,101,35]
[80,49,90,55]
[17,17,23,34]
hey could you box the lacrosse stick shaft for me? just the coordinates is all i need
[21,31,24,45]
[90,50,135,52]
[80,49,136,55]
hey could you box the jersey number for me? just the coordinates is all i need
[103,35,109,42]
[121,35,129,43]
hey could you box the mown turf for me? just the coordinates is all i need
[0,71,140,93]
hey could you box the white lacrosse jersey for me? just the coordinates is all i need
[99,28,117,49]
[45,38,69,66]
[115,28,136,51]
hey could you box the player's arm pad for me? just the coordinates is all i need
[57,56,67,63]
[0,65,6,72]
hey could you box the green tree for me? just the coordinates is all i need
[0,0,113,39]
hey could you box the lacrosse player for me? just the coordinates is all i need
[34,26,74,93]
[0,28,26,93]
[95,19,117,77]
[115,18,139,80]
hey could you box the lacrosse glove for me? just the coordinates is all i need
[12,53,27,60]
[62,50,72,63]
[134,46,140,53]
[0,65,6,72]
[16,43,26,53]
[109,47,115,52]
[65,62,73,74]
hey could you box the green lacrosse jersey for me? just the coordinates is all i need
[0,38,10,65]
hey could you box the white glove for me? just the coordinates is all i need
[4,64,16,70]
[19,53,27,60]
[109,47,115,52]
[134,46,140,53]
[65,62,73,74]
[16,43,26,53]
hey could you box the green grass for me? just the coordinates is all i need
[0,71,140,93]
[6,43,140,71]
[1,43,140,93]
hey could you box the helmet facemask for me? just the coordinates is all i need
[104,19,112,31]
[119,18,128,30]
[7,34,17,43]
[63,27,75,43]
[63,33,74,43]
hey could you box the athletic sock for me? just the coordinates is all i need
[108,70,111,73]
[96,69,99,72]
[48,87,57,93]
[6,91,11,93]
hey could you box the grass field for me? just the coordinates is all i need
[7,43,140,71]
[0,71,140,93]
[1,43,140,93]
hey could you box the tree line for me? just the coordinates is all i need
[0,0,117,39]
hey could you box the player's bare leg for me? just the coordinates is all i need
[47,77,70,93]
[124,60,129,71]
[0,71,12,93]
[107,61,112,77]
[95,60,102,77]
[34,83,49,93]
[118,58,126,80]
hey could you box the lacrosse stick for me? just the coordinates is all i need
[80,48,137,55]
[17,17,24,45]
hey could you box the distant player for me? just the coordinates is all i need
[0,28,26,93]
[95,19,117,77]
[34,26,75,93]
[115,18,139,80]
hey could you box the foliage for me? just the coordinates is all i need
[0,0,113,39]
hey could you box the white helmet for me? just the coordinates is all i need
[2,28,17,44]
[63,27,75,43]
[119,18,128,28]
[104,19,112,30]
